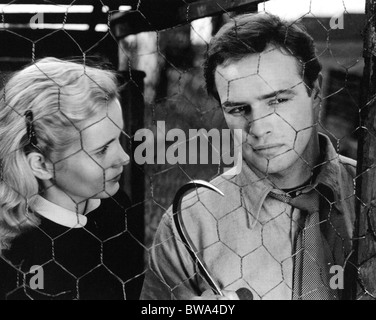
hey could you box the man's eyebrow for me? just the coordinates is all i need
[258,89,297,100]
[221,89,297,108]
[221,101,248,108]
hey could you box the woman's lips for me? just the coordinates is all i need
[109,172,123,182]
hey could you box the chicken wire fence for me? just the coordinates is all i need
[0,0,374,300]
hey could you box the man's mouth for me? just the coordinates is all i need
[251,144,284,158]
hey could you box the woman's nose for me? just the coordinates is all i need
[114,144,130,167]
[120,149,130,166]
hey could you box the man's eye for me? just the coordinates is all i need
[227,105,251,116]
[269,98,289,106]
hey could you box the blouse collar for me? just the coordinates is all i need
[31,195,101,228]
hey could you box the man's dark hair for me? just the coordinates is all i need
[204,13,322,101]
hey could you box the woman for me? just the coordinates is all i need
[0,58,142,299]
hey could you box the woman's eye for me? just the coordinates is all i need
[97,145,109,156]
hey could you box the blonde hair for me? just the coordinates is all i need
[0,57,119,252]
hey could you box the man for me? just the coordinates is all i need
[141,13,356,300]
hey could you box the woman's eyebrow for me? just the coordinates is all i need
[91,138,115,152]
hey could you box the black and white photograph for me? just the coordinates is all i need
[0,0,375,308]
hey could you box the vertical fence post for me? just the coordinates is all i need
[119,70,146,206]
[350,0,376,300]
[118,70,146,297]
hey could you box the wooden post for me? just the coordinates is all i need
[349,0,376,300]
[117,69,146,298]
[118,70,146,213]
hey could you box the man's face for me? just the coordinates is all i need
[50,99,130,206]
[215,47,319,181]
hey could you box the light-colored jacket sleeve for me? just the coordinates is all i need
[140,209,210,300]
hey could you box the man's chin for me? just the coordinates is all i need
[244,157,289,177]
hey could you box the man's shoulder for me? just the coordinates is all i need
[319,133,356,178]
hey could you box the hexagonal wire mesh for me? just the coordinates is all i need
[0,0,373,300]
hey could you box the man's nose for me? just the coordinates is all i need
[247,108,274,139]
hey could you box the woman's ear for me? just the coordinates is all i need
[27,152,53,180]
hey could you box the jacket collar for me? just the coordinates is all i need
[310,133,348,211]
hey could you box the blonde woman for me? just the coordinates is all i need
[0,58,137,299]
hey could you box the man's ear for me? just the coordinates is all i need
[317,72,323,89]
[313,73,323,99]
[27,152,53,180]
[310,76,322,121]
